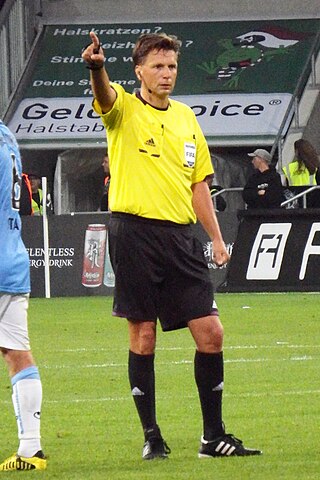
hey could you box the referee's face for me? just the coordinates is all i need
[136,49,178,100]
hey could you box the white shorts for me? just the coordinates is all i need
[0,293,31,351]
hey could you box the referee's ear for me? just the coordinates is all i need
[135,66,142,81]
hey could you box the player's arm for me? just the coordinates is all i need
[81,31,117,113]
[192,180,230,266]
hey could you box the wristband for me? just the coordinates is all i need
[86,63,104,70]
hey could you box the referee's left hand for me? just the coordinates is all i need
[212,241,230,266]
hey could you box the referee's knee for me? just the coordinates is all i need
[129,321,156,354]
[189,315,224,353]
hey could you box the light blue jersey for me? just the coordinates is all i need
[0,120,30,293]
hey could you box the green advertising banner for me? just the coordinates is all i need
[8,19,319,146]
[26,20,319,96]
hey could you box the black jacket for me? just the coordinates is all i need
[100,177,110,212]
[242,167,284,209]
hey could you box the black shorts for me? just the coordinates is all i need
[108,213,217,331]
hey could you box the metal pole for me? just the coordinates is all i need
[311,53,316,87]
[294,97,299,129]
[42,177,51,298]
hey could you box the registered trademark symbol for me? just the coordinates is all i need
[269,99,281,105]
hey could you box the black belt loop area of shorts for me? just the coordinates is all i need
[111,212,192,229]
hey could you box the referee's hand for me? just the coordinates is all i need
[213,242,230,266]
[81,32,105,68]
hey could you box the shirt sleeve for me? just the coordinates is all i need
[92,83,124,130]
[192,118,214,184]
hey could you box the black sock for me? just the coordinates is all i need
[194,350,225,441]
[128,350,159,440]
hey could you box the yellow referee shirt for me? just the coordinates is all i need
[93,83,213,224]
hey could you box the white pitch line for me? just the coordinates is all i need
[227,344,320,349]
[46,388,320,404]
[2,388,320,406]
[56,344,320,353]
[40,355,317,370]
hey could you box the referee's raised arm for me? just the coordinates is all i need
[81,31,117,113]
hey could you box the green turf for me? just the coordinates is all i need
[0,293,319,479]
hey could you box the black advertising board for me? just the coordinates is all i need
[225,209,320,292]
[22,214,113,297]
[191,212,238,292]
[22,210,320,297]
[21,212,238,297]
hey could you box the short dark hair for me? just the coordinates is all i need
[132,33,182,66]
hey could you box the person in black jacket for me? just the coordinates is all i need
[242,149,284,209]
[100,153,110,212]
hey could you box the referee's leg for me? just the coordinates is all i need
[189,315,262,457]
[128,321,168,458]
[188,315,225,440]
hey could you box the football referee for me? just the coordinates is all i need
[82,31,261,460]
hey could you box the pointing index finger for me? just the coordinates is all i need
[90,31,100,52]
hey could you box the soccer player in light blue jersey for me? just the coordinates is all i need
[0,120,47,471]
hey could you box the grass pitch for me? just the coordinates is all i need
[0,293,319,479]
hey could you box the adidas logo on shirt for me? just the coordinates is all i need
[145,138,156,147]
